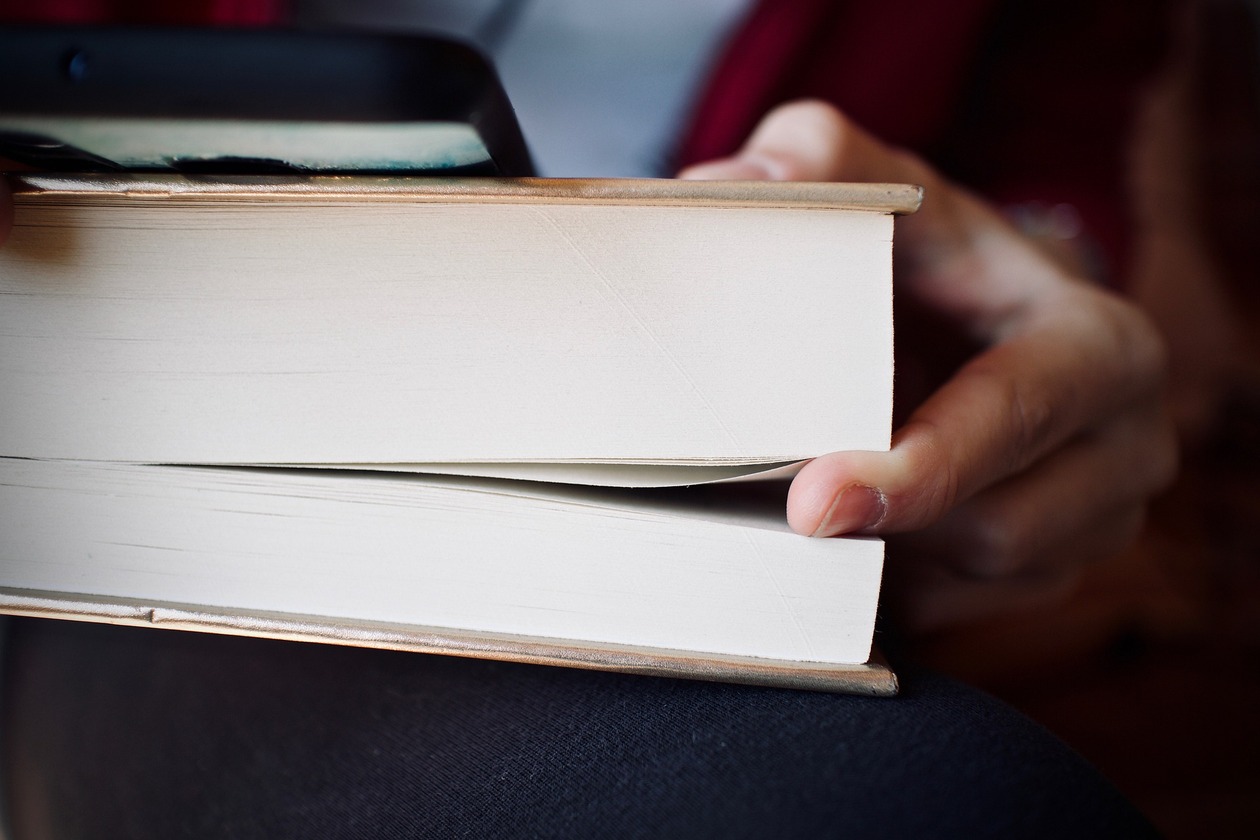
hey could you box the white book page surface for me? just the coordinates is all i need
[0,458,883,665]
[1,200,893,464]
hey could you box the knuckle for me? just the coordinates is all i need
[1006,376,1056,472]
[1093,292,1170,394]
[774,99,848,134]
[959,511,1031,579]
[765,155,810,182]
[895,421,962,529]
[967,362,1056,473]
[748,100,850,181]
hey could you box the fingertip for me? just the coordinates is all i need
[677,157,777,181]
[681,101,864,184]
[787,453,889,537]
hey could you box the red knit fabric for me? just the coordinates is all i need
[675,0,1001,166]
[676,0,1171,282]
[2,0,1169,278]
[0,0,282,25]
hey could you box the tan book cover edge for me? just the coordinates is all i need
[0,589,897,696]
[10,173,924,214]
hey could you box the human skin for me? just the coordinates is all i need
[682,101,1179,632]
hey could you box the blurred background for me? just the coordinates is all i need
[912,2,1260,834]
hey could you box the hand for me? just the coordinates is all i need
[681,101,1178,633]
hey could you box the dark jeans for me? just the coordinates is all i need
[2,618,1156,839]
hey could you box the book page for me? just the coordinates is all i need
[0,458,883,664]
[1,194,893,465]
[272,460,805,487]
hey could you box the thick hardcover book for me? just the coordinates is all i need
[0,175,919,693]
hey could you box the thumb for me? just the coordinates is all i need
[682,102,1164,543]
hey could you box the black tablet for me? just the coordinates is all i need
[0,26,535,176]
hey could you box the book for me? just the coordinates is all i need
[0,175,920,693]
[0,458,891,693]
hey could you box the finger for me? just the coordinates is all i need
[678,99,930,185]
[883,505,1147,633]
[894,401,1176,579]
[684,101,1172,540]
[680,100,1074,325]
[882,558,1083,635]
[788,286,1168,536]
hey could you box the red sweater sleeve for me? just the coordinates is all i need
[0,0,282,25]
[677,0,1173,282]
[4,0,1171,280]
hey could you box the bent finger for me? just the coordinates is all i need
[883,505,1147,633]
[894,403,1176,579]
[679,101,1064,322]
[788,288,1168,536]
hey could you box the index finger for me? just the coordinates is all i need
[787,284,1166,537]
[682,101,1167,536]
[681,101,1070,335]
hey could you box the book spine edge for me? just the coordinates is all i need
[9,174,924,215]
[0,588,897,696]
